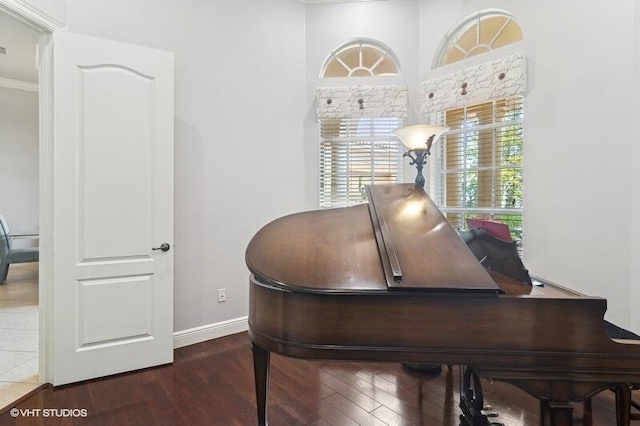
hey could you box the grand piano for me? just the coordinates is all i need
[246,183,640,426]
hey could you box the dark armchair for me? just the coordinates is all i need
[0,214,39,284]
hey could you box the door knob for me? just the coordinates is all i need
[152,243,171,252]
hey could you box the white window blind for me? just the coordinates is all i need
[320,118,404,208]
[431,96,524,243]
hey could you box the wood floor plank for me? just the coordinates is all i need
[268,403,305,425]
[268,380,323,425]
[323,393,388,426]
[371,405,415,426]
[271,355,335,403]
[371,367,420,391]
[319,369,382,412]
[307,418,332,426]
[315,399,361,426]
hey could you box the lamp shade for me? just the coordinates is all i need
[392,124,449,150]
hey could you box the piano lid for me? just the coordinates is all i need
[246,183,502,295]
[366,184,502,294]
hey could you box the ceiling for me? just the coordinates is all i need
[0,9,40,83]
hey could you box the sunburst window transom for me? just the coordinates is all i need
[321,39,400,78]
[436,11,523,68]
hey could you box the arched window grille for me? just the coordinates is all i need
[321,38,401,78]
[433,10,523,68]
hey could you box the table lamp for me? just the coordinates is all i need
[392,124,449,188]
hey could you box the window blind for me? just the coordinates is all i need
[431,96,524,243]
[320,118,404,208]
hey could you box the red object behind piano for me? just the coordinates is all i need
[466,217,512,242]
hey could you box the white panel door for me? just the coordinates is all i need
[51,31,174,385]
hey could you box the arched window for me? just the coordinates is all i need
[321,38,401,78]
[430,11,525,247]
[318,39,404,208]
[434,10,523,68]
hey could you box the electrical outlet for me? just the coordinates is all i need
[218,288,227,303]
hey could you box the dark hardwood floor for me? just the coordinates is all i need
[0,332,632,425]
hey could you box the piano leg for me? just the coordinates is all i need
[540,401,549,425]
[614,385,631,426]
[583,397,593,426]
[543,400,574,426]
[251,343,270,426]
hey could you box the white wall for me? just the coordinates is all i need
[0,87,39,234]
[421,0,637,331]
[63,0,640,336]
[304,0,421,208]
[66,0,306,332]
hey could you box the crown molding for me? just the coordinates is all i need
[0,76,38,92]
[0,0,66,32]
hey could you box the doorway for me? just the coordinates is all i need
[0,1,175,393]
[0,9,41,408]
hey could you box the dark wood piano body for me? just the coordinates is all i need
[246,184,640,426]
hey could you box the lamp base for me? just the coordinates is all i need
[403,148,429,189]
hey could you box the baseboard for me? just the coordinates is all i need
[173,316,248,349]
